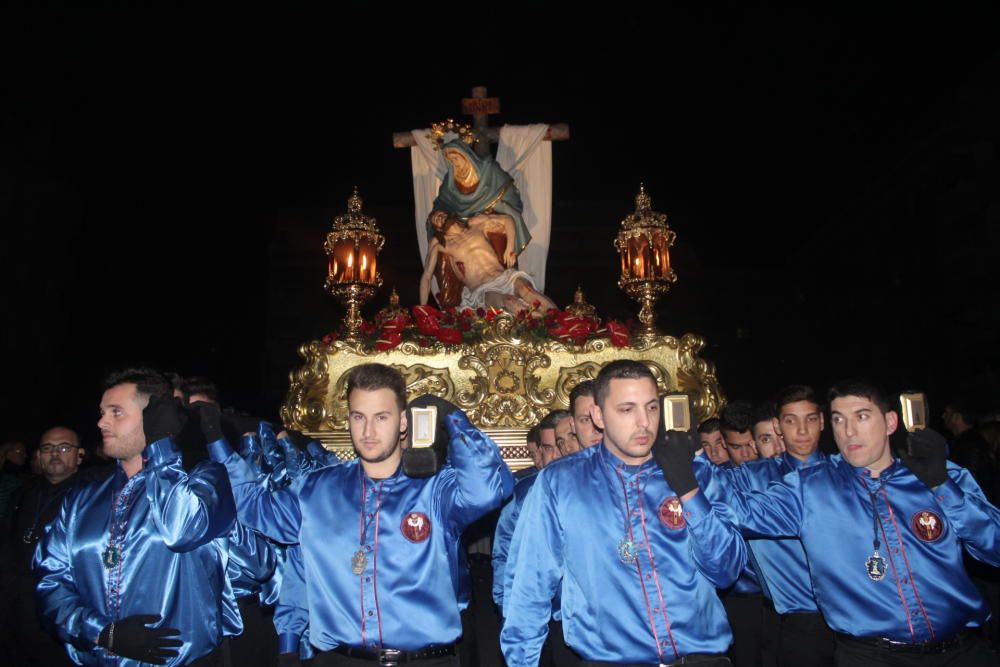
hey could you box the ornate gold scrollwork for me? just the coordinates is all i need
[282,314,725,466]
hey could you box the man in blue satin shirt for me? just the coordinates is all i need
[501,360,746,667]
[716,387,836,667]
[704,379,1000,666]
[34,368,240,666]
[208,362,513,667]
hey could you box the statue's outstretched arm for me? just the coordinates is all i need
[503,216,517,267]
[419,240,441,305]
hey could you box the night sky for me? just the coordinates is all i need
[4,3,1000,447]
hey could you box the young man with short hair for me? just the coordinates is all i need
[568,380,603,448]
[212,363,513,666]
[715,380,1000,665]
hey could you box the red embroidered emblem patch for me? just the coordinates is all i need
[911,510,944,542]
[401,512,432,543]
[658,496,686,530]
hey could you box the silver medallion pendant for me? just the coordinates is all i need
[22,529,36,544]
[351,549,368,575]
[617,538,637,565]
[102,545,121,570]
[866,551,887,581]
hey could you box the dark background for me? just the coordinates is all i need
[3,3,999,447]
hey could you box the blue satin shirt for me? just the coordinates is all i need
[726,457,1000,643]
[501,444,745,666]
[33,437,240,666]
[210,411,513,652]
[718,452,826,612]
[493,471,538,610]
[274,543,314,659]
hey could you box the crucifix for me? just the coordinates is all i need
[391,86,570,155]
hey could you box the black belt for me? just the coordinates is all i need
[329,644,456,664]
[836,631,970,655]
[583,654,728,667]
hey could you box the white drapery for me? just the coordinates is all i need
[409,123,552,292]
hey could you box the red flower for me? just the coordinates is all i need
[415,316,440,336]
[412,305,440,320]
[476,308,486,317]
[360,321,378,336]
[375,331,402,351]
[607,320,630,347]
[436,327,463,345]
[484,308,501,322]
[321,332,338,345]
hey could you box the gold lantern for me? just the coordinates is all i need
[614,184,677,338]
[323,187,385,342]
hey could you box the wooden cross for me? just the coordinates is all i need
[392,86,570,155]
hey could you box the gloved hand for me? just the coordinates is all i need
[220,409,261,444]
[899,428,949,488]
[142,394,187,444]
[651,401,701,497]
[403,394,461,478]
[187,400,223,443]
[97,614,182,665]
[282,429,315,449]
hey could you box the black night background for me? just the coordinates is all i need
[3,3,999,447]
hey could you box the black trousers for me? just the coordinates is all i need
[776,611,834,667]
[722,594,764,667]
[833,633,997,667]
[188,647,225,667]
[312,651,460,667]
[549,620,582,667]
[226,595,279,667]
[581,656,730,667]
[12,574,74,666]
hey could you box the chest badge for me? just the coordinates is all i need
[911,510,944,542]
[401,512,431,543]
[658,496,686,530]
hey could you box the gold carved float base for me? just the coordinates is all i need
[281,314,725,470]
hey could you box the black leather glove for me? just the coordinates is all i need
[187,400,224,443]
[899,428,949,488]
[220,409,261,445]
[97,614,182,665]
[142,394,187,444]
[282,429,314,450]
[403,394,460,478]
[278,651,302,667]
[652,410,701,497]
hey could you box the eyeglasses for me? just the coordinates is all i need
[39,443,79,455]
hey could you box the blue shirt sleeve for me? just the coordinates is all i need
[144,437,237,552]
[935,465,1000,566]
[439,412,515,534]
[32,488,109,647]
[208,438,303,545]
[720,465,806,539]
[274,544,310,656]
[500,471,561,667]
[492,497,520,610]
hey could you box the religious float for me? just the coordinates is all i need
[281,89,725,469]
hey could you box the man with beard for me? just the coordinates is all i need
[11,427,88,665]
[209,363,513,666]
[34,368,239,666]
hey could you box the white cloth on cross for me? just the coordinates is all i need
[410,124,552,293]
